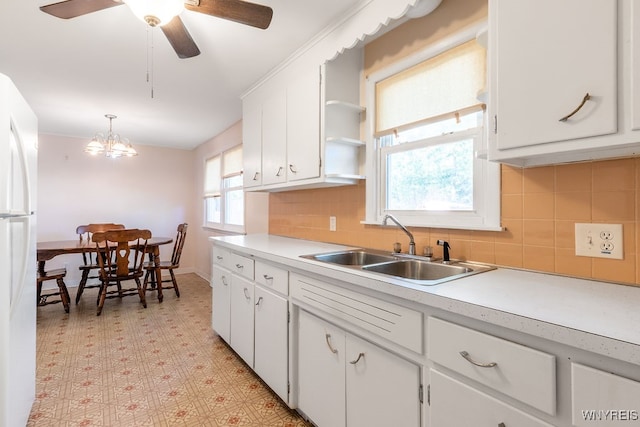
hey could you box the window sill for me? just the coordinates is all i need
[360,220,504,232]
[203,224,246,235]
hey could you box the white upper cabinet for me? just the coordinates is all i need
[261,90,288,186]
[286,66,321,182]
[242,96,262,188]
[241,48,364,192]
[488,0,640,166]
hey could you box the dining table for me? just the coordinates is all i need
[37,236,173,302]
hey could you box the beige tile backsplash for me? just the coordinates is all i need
[269,158,640,287]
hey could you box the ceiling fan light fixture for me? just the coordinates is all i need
[124,0,184,27]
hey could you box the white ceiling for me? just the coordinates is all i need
[0,0,366,150]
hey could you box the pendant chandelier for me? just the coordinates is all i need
[85,114,138,158]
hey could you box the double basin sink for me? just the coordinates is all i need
[301,249,495,286]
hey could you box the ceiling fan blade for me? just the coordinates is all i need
[161,16,201,59]
[186,0,273,30]
[40,0,123,19]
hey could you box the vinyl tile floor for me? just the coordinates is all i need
[28,273,311,427]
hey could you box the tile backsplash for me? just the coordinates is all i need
[269,158,640,287]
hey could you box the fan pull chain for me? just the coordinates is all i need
[145,27,155,99]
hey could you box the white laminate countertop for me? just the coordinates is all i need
[210,234,640,365]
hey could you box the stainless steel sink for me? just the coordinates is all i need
[301,250,397,266]
[362,260,473,280]
[300,249,495,285]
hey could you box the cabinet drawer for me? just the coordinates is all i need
[571,363,640,426]
[430,369,554,427]
[230,253,254,280]
[428,317,556,415]
[212,246,233,270]
[291,273,422,354]
[255,261,288,296]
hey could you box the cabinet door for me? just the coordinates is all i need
[492,0,617,150]
[254,286,288,403]
[297,310,346,427]
[286,66,321,182]
[211,265,231,343]
[430,369,555,427]
[346,334,421,427]
[230,275,254,367]
[571,363,640,426]
[261,90,287,185]
[242,95,262,188]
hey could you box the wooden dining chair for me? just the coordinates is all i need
[37,264,71,313]
[143,223,188,298]
[92,228,151,316]
[75,223,125,304]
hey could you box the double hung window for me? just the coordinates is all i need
[204,145,244,232]
[365,29,500,230]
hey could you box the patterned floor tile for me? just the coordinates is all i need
[28,274,311,427]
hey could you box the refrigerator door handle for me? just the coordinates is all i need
[0,213,34,219]
[5,117,33,216]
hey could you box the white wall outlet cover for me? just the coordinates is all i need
[575,223,623,260]
[329,216,337,232]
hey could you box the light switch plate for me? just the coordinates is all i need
[575,223,623,259]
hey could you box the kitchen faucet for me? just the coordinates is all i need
[437,240,451,263]
[383,214,415,255]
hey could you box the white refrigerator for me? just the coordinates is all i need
[0,73,38,427]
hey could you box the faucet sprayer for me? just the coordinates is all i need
[437,240,451,263]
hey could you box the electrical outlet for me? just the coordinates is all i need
[575,223,623,259]
[329,216,337,232]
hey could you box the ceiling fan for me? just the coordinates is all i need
[39,0,273,59]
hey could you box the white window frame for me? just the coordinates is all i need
[364,22,501,231]
[204,146,245,233]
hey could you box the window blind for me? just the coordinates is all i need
[375,40,486,136]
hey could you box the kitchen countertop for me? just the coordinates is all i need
[211,234,640,365]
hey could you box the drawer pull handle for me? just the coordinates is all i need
[243,288,250,300]
[349,352,365,365]
[263,274,273,281]
[289,164,298,173]
[235,264,244,269]
[255,296,263,306]
[276,166,283,177]
[325,334,338,354]
[459,351,497,368]
[221,276,228,286]
[559,92,591,122]
[252,172,259,181]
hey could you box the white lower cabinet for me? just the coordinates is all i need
[211,265,231,342]
[428,317,556,427]
[571,363,640,426]
[298,309,346,427]
[212,251,291,405]
[430,369,554,427]
[230,275,254,367]
[254,285,288,402]
[297,309,421,427]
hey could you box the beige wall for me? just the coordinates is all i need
[269,0,640,288]
[37,134,196,285]
[192,121,269,281]
[38,120,268,287]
